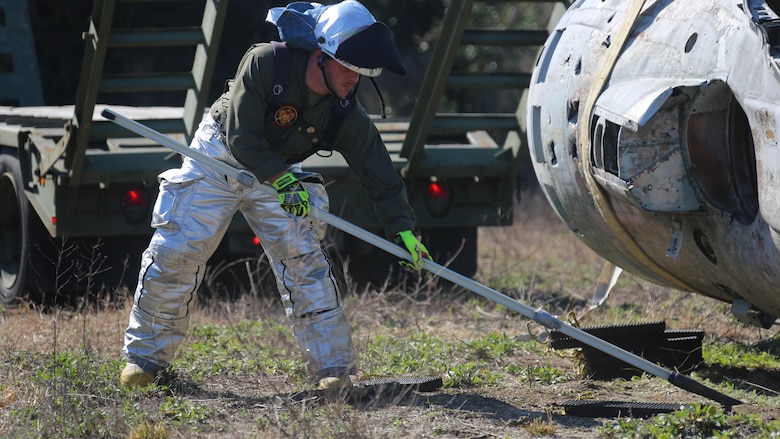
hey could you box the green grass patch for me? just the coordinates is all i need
[2,350,128,438]
[360,330,570,389]
[172,319,305,382]
[361,331,453,377]
[704,339,780,370]
[599,403,780,438]
[159,396,213,428]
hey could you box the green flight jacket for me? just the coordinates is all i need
[210,43,415,237]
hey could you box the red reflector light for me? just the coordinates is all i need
[252,236,261,246]
[426,182,451,200]
[424,181,452,218]
[121,188,151,225]
[122,189,148,207]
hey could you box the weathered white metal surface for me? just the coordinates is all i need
[527,0,780,324]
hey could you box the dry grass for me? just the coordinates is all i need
[1,189,778,438]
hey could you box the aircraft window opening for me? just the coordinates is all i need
[762,23,780,59]
[567,99,579,123]
[592,117,619,176]
[686,85,758,225]
[684,33,698,53]
[533,30,563,84]
[694,230,718,265]
[727,99,759,222]
[592,121,604,169]
[606,124,619,174]
[548,141,557,166]
[754,1,780,59]
[568,136,578,159]
[531,105,546,164]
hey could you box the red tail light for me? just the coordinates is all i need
[122,189,148,207]
[424,181,452,217]
[121,188,150,225]
[426,182,451,199]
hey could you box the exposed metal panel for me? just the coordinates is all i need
[593,79,702,130]
[526,0,780,320]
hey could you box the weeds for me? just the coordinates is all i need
[159,396,212,428]
[705,339,780,370]
[524,410,557,436]
[128,420,173,439]
[1,193,779,438]
[599,403,780,438]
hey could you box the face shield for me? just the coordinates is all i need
[314,0,406,77]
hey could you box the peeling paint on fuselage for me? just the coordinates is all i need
[527,0,780,321]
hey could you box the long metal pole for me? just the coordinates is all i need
[101,108,742,409]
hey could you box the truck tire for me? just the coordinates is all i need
[0,149,38,304]
[0,149,149,304]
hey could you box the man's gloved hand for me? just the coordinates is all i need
[392,230,431,271]
[272,172,311,217]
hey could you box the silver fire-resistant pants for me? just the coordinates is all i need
[123,115,357,381]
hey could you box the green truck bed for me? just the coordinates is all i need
[0,0,565,302]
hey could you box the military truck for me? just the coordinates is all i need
[0,0,561,304]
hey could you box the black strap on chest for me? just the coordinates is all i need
[269,41,354,159]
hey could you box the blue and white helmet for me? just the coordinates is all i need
[266,0,406,77]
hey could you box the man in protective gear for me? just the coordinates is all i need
[120,0,431,391]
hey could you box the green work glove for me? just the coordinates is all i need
[272,172,310,217]
[393,230,431,271]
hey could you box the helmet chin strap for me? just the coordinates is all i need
[318,53,359,100]
[317,53,387,119]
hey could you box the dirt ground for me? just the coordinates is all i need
[152,286,780,439]
[179,282,780,438]
[2,192,779,438]
[185,192,780,437]
[3,285,778,439]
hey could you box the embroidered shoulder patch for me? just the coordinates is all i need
[273,105,299,128]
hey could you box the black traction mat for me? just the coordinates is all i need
[356,376,443,393]
[558,400,686,418]
[549,321,704,379]
[303,376,444,403]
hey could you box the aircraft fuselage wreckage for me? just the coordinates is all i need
[527,0,780,328]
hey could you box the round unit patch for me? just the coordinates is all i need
[274,105,299,128]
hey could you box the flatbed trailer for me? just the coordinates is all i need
[0,0,566,303]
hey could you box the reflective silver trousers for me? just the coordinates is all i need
[123,115,357,381]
